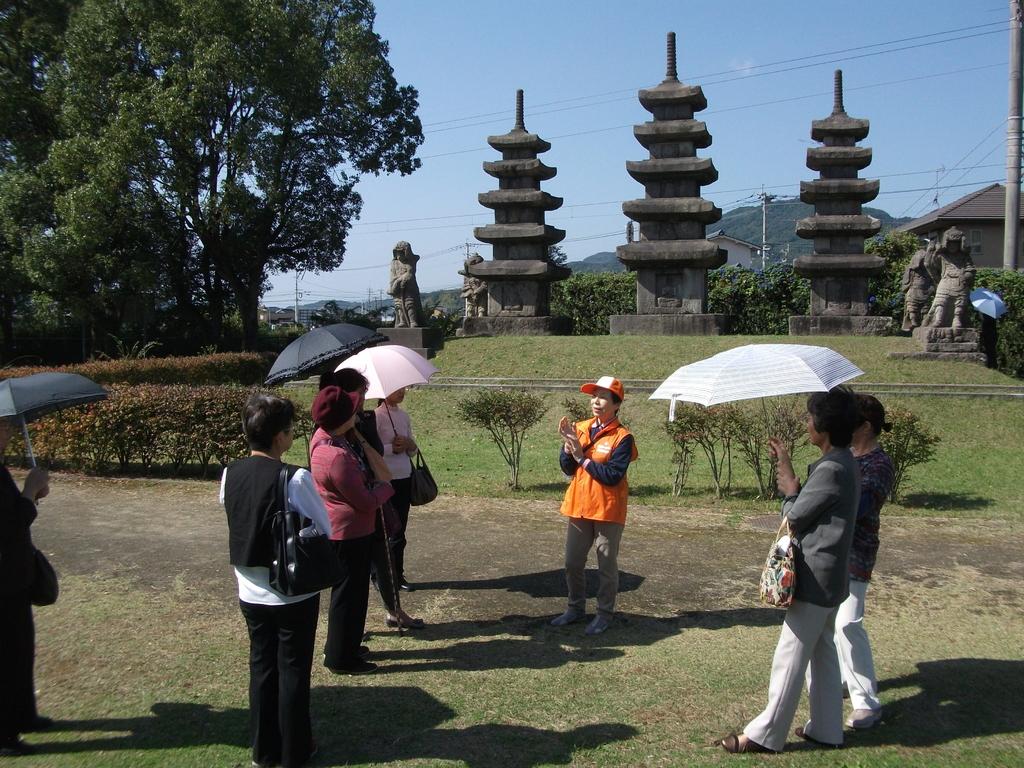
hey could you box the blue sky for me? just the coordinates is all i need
[265,0,1013,309]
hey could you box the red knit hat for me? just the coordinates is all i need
[311,386,357,431]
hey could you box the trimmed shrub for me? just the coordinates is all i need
[456,389,548,489]
[879,406,940,503]
[551,272,636,335]
[0,352,269,386]
[4,384,262,475]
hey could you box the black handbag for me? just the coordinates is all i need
[30,548,59,607]
[409,450,438,506]
[269,467,344,596]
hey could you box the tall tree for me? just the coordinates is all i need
[0,0,77,361]
[49,0,423,350]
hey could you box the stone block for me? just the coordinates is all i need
[608,313,728,336]
[377,326,444,355]
[921,342,982,353]
[912,326,979,344]
[460,316,570,337]
[788,315,893,336]
[887,351,986,365]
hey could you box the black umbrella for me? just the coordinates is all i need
[265,323,388,385]
[0,372,108,466]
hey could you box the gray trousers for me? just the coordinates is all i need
[563,517,624,619]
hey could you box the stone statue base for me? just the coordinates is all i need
[608,313,729,336]
[376,327,444,359]
[887,326,985,365]
[460,316,570,337]
[788,315,892,336]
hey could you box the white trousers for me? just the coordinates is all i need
[744,600,845,752]
[835,578,880,712]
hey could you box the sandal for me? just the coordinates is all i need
[719,733,773,754]
[794,726,842,749]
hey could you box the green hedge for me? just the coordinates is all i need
[975,268,1024,378]
[551,272,636,335]
[0,352,269,386]
[2,384,313,475]
[707,264,810,335]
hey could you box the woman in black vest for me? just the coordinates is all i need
[220,394,331,768]
[0,417,52,757]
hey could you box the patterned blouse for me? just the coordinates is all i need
[850,447,894,582]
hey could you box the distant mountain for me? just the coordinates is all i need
[563,203,913,272]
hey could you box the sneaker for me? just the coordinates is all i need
[0,738,36,757]
[585,615,611,636]
[549,609,585,627]
[846,708,882,729]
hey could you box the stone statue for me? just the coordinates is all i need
[459,253,487,318]
[923,226,976,330]
[388,241,426,328]
[900,241,935,332]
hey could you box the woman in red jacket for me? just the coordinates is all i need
[551,376,637,636]
[310,386,394,675]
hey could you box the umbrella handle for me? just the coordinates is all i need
[20,416,36,468]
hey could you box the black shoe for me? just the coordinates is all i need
[399,579,413,592]
[358,644,370,658]
[23,716,53,732]
[326,659,377,676]
[0,738,35,757]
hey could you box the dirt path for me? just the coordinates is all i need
[28,472,1024,622]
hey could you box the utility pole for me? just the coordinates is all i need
[759,186,776,269]
[1005,0,1023,270]
[294,272,302,327]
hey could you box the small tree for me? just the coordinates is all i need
[729,398,807,499]
[665,403,735,498]
[457,389,548,489]
[879,406,940,502]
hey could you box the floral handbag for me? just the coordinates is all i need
[759,519,796,608]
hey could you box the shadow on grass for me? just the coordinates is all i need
[413,567,644,599]
[365,608,785,674]
[865,658,1024,747]
[32,690,637,767]
[897,491,994,511]
[315,685,633,766]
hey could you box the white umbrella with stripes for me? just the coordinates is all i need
[650,343,864,417]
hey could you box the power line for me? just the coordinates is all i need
[417,61,1005,160]
[421,21,1006,131]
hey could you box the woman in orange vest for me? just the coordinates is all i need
[551,376,638,636]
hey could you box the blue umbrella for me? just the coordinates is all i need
[0,372,108,466]
[970,288,1007,319]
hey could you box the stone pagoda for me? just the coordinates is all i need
[789,70,891,336]
[461,90,570,336]
[609,32,728,336]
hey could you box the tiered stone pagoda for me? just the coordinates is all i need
[461,90,570,336]
[789,70,891,336]
[609,32,728,336]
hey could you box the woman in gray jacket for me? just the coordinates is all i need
[721,387,861,754]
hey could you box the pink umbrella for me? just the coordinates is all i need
[335,344,438,399]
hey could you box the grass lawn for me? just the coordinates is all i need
[285,335,1024,520]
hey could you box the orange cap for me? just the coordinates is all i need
[580,375,625,401]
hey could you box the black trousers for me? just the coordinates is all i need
[0,591,37,742]
[388,477,413,580]
[239,595,319,768]
[324,534,373,668]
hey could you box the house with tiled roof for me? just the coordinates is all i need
[897,183,1023,268]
